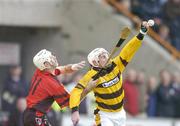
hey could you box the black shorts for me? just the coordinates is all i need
[23,109,51,126]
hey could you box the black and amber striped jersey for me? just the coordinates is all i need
[70,36,142,112]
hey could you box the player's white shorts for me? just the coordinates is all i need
[94,108,126,126]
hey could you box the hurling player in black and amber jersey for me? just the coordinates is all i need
[23,49,85,126]
[70,21,153,126]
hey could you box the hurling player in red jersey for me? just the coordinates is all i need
[23,49,85,126]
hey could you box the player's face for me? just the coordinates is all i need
[49,54,59,69]
[98,53,109,68]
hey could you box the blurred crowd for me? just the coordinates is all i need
[0,65,180,126]
[117,0,180,51]
[0,65,63,126]
[123,69,180,118]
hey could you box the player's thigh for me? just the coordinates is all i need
[99,113,114,126]
[101,117,114,126]
[23,109,51,126]
[23,109,36,126]
[114,118,126,126]
[114,109,126,126]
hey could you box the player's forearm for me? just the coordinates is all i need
[119,20,152,64]
[80,88,90,101]
[57,64,74,74]
[57,61,86,74]
[119,33,143,62]
[80,79,97,100]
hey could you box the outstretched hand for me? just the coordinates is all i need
[71,61,86,71]
[140,20,154,35]
[80,79,98,101]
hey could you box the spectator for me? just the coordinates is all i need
[146,76,157,117]
[172,71,180,90]
[131,0,141,16]
[162,0,180,22]
[158,24,171,42]
[136,71,146,113]
[156,70,176,117]
[162,0,180,50]
[134,0,163,21]
[160,0,168,5]
[170,19,180,50]
[172,72,180,118]
[118,0,131,10]
[124,69,139,116]
[1,65,29,113]
[8,98,27,126]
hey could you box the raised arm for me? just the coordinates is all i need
[113,21,151,72]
